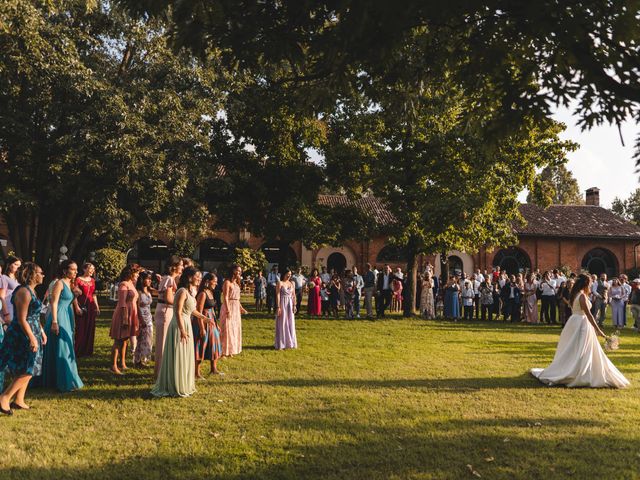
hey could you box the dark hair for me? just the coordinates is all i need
[198,272,215,294]
[281,267,292,279]
[570,274,592,304]
[182,257,194,268]
[82,262,94,274]
[311,268,319,277]
[137,270,152,290]
[18,262,42,285]
[178,267,200,290]
[57,259,77,279]
[228,264,240,278]
[3,255,22,275]
[119,263,141,282]
[166,255,183,275]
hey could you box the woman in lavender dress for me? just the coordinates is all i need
[275,268,297,350]
[135,271,154,367]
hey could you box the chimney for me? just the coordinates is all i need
[585,187,600,206]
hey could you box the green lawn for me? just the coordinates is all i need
[2,299,640,479]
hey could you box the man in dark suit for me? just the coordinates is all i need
[500,275,522,322]
[376,264,393,318]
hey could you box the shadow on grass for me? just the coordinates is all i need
[2,415,633,480]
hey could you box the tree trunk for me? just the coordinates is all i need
[440,250,449,286]
[403,238,418,318]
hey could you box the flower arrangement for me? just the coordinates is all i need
[604,331,620,351]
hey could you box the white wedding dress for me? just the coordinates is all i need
[531,293,629,388]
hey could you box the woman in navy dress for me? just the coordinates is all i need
[0,263,46,414]
[40,260,84,392]
[195,273,223,377]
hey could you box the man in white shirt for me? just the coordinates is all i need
[394,267,404,280]
[352,266,364,318]
[291,268,307,314]
[620,274,632,326]
[474,268,485,283]
[471,273,482,319]
[267,265,280,315]
[539,271,557,323]
[376,264,393,318]
[320,266,331,285]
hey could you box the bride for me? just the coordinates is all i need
[531,273,629,388]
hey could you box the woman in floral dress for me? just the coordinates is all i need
[0,263,45,414]
[135,271,154,367]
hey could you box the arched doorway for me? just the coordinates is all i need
[448,255,464,277]
[581,248,618,277]
[196,238,232,272]
[261,241,297,270]
[128,237,169,273]
[492,247,532,275]
[327,252,347,275]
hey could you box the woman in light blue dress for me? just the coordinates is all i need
[39,260,84,392]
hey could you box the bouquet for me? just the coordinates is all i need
[604,331,620,352]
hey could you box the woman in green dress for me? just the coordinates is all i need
[151,267,208,398]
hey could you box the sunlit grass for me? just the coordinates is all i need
[1,298,639,479]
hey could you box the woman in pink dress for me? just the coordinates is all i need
[307,268,322,316]
[109,264,140,375]
[74,263,100,357]
[523,273,539,323]
[154,256,183,377]
[219,264,248,357]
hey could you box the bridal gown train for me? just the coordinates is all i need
[531,293,629,388]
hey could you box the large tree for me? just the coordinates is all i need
[323,73,576,315]
[526,165,584,205]
[119,1,640,162]
[0,1,226,273]
[611,189,640,224]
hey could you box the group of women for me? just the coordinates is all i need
[0,253,287,413]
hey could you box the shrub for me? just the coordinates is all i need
[94,248,126,282]
[232,248,268,277]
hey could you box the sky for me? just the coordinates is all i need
[537,106,639,208]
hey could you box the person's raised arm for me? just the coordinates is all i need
[580,293,605,337]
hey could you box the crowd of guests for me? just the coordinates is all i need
[2,250,638,412]
[0,254,302,413]
[433,266,640,329]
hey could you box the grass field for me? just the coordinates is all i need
[1,298,640,479]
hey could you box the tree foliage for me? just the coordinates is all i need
[94,248,126,282]
[323,71,576,314]
[0,0,226,274]
[611,189,640,225]
[526,165,583,206]
[232,247,268,277]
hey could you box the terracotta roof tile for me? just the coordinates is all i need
[318,195,396,226]
[517,203,640,239]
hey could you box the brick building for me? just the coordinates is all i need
[2,187,640,278]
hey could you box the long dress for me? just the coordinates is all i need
[151,288,196,397]
[443,285,460,318]
[39,281,84,392]
[531,294,629,388]
[0,286,44,377]
[74,277,97,357]
[420,279,435,319]
[135,291,154,364]
[523,281,539,323]
[219,282,242,356]
[193,294,222,361]
[253,276,266,300]
[0,274,20,323]
[154,276,176,376]
[275,284,297,349]
[307,276,322,316]
[109,281,138,340]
